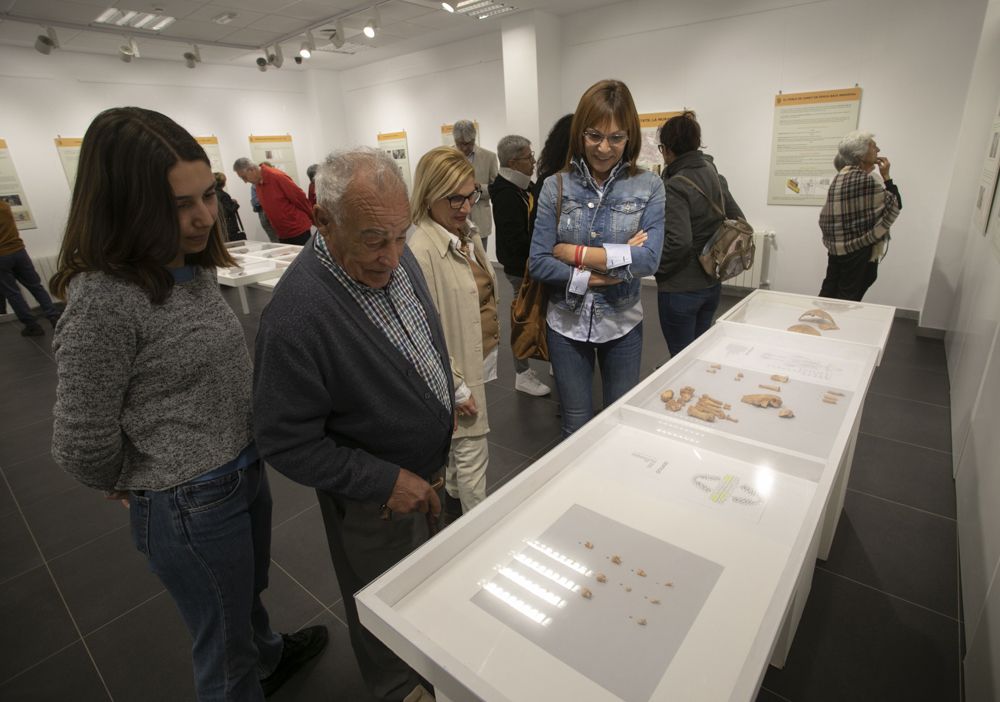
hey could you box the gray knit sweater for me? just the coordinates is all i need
[52,268,253,491]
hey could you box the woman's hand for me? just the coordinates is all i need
[552,243,577,265]
[627,229,648,247]
[105,491,130,508]
[456,395,479,417]
[876,156,891,180]
[588,272,624,287]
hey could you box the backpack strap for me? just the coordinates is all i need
[672,174,727,219]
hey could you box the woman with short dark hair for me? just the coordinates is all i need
[51,106,326,701]
[655,111,746,356]
[529,80,665,436]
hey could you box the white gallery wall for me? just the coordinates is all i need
[0,46,321,258]
[558,0,986,313]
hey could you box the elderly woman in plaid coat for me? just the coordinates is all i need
[818,130,901,301]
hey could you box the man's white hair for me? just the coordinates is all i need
[314,147,407,227]
[452,120,476,144]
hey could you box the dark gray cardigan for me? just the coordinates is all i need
[253,243,454,503]
[655,151,745,292]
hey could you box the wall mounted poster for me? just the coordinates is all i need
[637,111,683,175]
[441,121,479,147]
[249,134,300,184]
[0,139,36,230]
[55,137,82,187]
[767,87,862,206]
[196,136,225,175]
[377,131,411,189]
[974,97,1000,236]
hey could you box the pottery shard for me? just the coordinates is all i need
[659,389,674,402]
[799,308,840,330]
[741,393,783,408]
[778,408,795,418]
[787,324,821,336]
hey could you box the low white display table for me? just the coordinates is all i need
[216,241,301,313]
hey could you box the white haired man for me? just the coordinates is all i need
[490,134,550,396]
[453,119,499,250]
[818,131,902,301]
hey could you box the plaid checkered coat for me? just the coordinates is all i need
[819,166,900,256]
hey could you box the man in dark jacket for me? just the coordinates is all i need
[254,148,452,702]
[490,134,550,396]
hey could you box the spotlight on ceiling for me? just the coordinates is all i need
[183,45,200,69]
[267,43,284,68]
[34,26,59,55]
[256,56,268,72]
[299,30,316,59]
[442,2,456,11]
[363,6,380,38]
[119,37,139,63]
[332,19,346,49]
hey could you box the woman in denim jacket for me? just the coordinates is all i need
[529,80,665,436]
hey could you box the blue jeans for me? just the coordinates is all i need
[547,323,643,437]
[129,462,282,702]
[657,285,721,357]
[0,248,59,326]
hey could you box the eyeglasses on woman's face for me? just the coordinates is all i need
[583,129,628,147]
[442,187,481,210]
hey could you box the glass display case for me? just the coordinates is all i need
[217,242,302,312]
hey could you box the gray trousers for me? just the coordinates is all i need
[505,273,530,374]
[257,210,279,243]
[315,489,431,701]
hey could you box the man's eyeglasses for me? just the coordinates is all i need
[583,129,628,147]
[443,188,482,210]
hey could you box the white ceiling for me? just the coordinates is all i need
[0,0,617,71]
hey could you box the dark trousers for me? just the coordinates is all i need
[280,230,312,247]
[130,463,283,702]
[315,489,431,701]
[657,284,722,357]
[819,246,878,301]
[0,248,59,327]
[257,211,279,243]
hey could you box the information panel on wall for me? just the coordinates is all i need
[767,87,862,206]
[196,136,225,175]
[249,134,299,184]
[637,111,683,175]
[55,137,82,187]
[974,98,1000,236]
[441,121,479,147]
[378,131,411,189]
[0,139,36,230]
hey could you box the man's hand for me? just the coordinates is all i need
[456,395,478,417]
[105,491,130,508]
[877,156,891,181]
[386,469,441,517]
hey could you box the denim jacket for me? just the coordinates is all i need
[529,157,665,314]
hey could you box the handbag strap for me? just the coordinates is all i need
[556,172,563,223]
[672,174,726,219]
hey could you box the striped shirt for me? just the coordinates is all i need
[819,166,901,256]
[313,234,452,411]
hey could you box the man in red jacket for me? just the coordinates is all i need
[233,158,313,245]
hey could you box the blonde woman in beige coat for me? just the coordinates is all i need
[409,147,499,519]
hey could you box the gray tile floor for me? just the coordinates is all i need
[0,279,961,701]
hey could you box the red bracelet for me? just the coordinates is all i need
[575,245,584,268]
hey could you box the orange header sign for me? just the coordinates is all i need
[774,87,862,107]
[249,134,293,143]
[0,139,7,149]
[378,131,407,141]
[196,136,219,145]
[55,137,83,147]
[638,111,684,129]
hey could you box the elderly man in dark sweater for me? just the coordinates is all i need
[253,148,453,702]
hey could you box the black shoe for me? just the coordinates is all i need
[48,314,61,329]
[21,324,44,337]
[260,625,329,697]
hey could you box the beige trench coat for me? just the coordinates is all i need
[469,147,499,239]
[409,218,498,438]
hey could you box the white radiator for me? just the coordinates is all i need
[722,230,774,291]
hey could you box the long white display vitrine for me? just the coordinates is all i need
[217,241,301,312]
[357,321,879,701]
[717,289,895,364]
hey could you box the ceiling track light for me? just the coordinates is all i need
[34,26,59,55]
[183,44,201,68]
[442,2,456,11]
[267,43,284,68]
[363,5,380,38]
[119,36,139,63]
[299,29,315,59]
[332,19,346,49]
[257,52,268,72]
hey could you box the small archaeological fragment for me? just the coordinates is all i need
[778,408,795,418]
[822,391,841,405]
[679,386,695,403]
[625,585,632,592]
[659,389,674,402]
[799,308,840,330]
[636,568,647,577]
[580,587,592,599]
[787,324,821,336]
[636,618,647,626]
[649,598,661,605]
[758,383,781,392]
[664,581,674,588]
[596,573,607,583]
[735,371,744,381]
[688,394,737,423]
[770,374,789,383]
[584,541,594,549]
[611,555,622,565]
[741,393,783,408]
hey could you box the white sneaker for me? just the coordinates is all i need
[515,369,551,397]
